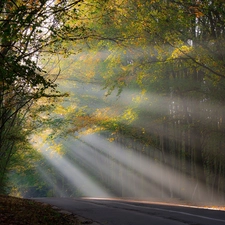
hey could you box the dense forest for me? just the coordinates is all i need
[1,0,225,205]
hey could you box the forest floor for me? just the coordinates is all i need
[0,195,93,225]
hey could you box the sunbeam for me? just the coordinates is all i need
[62,133,222,205]
[35,165,67,197]
[32,137,113,198]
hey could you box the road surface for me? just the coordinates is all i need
[34,198,225,225]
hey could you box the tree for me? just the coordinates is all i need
[2,0,225,201]
[57,0,225,201]
[0,0,84,192]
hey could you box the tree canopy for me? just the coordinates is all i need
[1,0,225,202]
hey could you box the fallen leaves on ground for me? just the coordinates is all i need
[0,195,79,225]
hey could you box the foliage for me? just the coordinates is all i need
[1,0,225,202]
[0,0,83,192]
[50,0,225,201]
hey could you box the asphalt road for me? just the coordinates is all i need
[34,198,225,225]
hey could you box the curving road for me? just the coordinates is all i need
[34,198,225,225]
